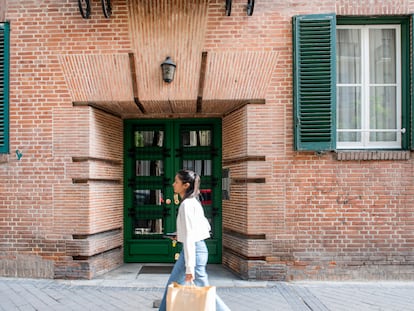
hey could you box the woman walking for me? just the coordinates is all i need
[158,169,231,311]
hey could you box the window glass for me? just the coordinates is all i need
[336,25,401,149]
[337,29,361,84]
[337,86,361,142]
[369,29,396,84]
[370,86,397,141]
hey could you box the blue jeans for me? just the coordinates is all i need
[158,240,231,311]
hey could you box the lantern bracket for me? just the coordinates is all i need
[225,0,232,16]
[101,0,112,18]
[246,0,254,16]
[78,0,112,19]
[78,0,91,19]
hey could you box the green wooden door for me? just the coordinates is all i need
[124,119,222,263]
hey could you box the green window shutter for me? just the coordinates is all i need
[293,14,336,151]
[0,22,10,153]
[411,15,414,150]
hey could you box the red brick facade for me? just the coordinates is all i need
[0,0,413,280]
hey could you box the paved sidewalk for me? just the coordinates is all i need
[0,264,414,310]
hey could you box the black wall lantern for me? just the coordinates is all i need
[161,56,176,83]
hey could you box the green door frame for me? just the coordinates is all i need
[123,118,222,263]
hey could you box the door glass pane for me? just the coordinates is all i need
[200,188,213,236]
[180,126,215,237]
[133,188,164,235]
[133,128,165,237]
[182,130,211,147]
[182,160,212,176]
[136,160,163,176]
[135,130,164,147]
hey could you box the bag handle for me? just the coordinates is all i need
[184,281,196,287]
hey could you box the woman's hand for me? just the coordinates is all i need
[185,273,194,283]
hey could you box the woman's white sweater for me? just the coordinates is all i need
[176,197,211,275]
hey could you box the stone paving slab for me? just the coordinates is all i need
[1,277,414,311]
[1,264,414,311]
[294,281,414,311]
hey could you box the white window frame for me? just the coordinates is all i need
[336,24,402,149]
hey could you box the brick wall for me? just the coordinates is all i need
[221,0,414,280]
[52,106,123,278]
[0,0,6,21]
[0,0,128,277]
[1,0,414,280]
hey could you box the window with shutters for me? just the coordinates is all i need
[0,22,9,154]
[293,15,411,152]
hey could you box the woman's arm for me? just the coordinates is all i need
[180,201,197,278]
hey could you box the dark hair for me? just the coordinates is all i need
[176,169,200,200]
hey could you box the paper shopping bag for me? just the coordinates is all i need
[166,282,216,311]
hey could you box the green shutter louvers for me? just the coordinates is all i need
[0,22,10,153]
[293,14,336,151]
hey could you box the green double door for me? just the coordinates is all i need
[124,119,222,263]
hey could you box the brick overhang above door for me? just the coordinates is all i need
[58,0,279,118]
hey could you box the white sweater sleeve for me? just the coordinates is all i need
[181,203,196,275]
[176,198,211,276]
